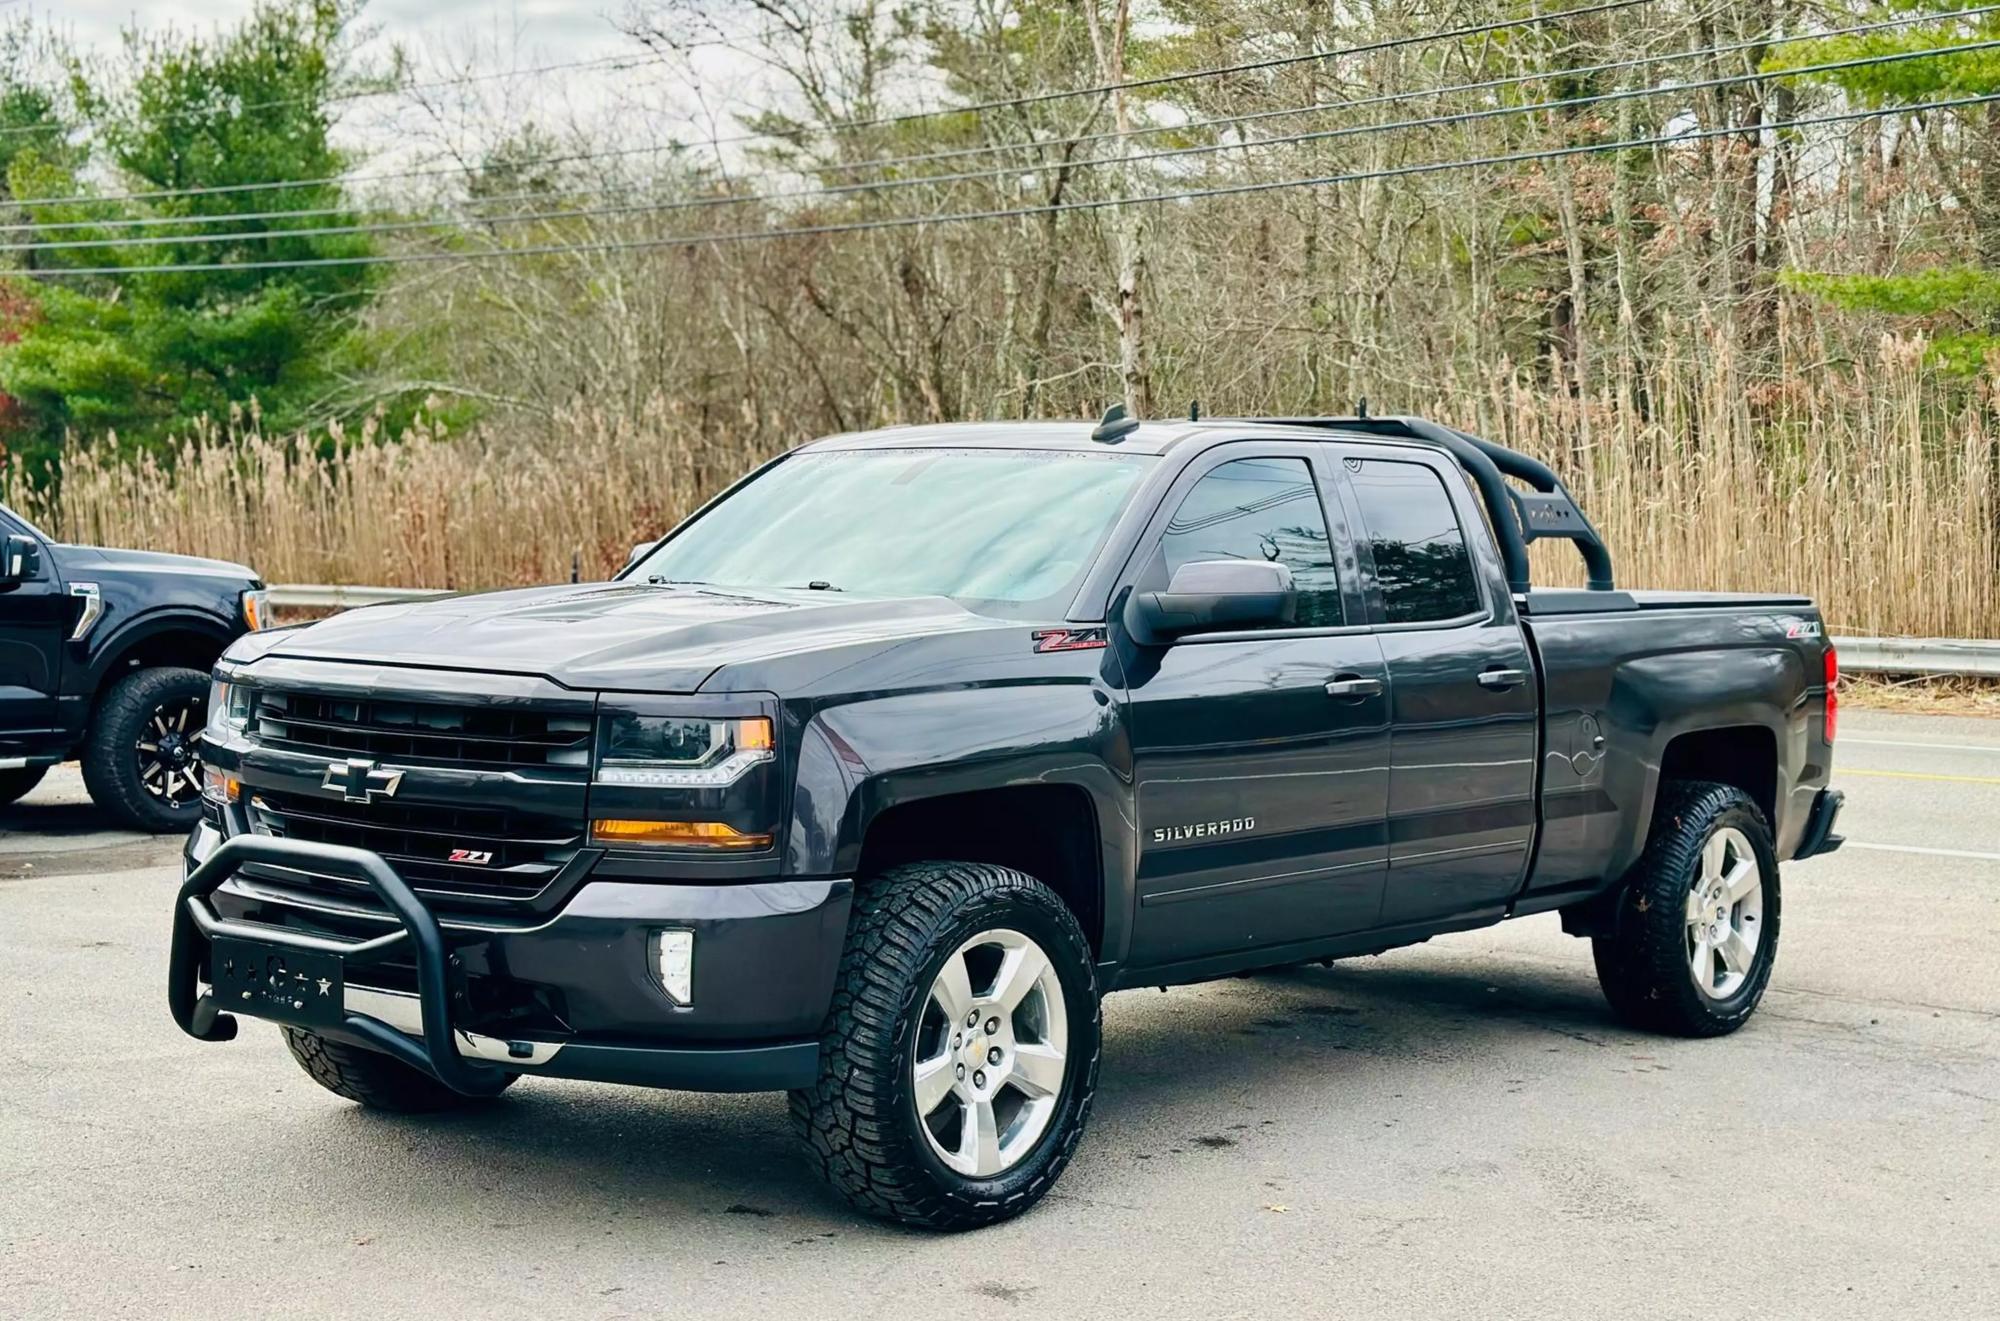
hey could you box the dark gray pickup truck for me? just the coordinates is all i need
[171,412,1842,1229]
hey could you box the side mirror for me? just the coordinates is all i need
[1125,559,1296,645]
[626,541,654,569]
[0,534,40,585]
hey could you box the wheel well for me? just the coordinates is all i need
[1659,725,1777,824]
[857,785,1104,956]
[94,627,228,697]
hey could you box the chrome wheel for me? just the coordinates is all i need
[1686,826,1764,1000]
[137,696,205,807]
[911,927,1069,1179]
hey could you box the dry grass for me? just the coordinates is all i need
[7,335,1997,639]
[1842,674,2000,718]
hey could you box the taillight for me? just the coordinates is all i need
[1824,644,1839,743]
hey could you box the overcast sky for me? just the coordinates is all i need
[19,1,778,187]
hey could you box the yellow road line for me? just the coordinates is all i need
[1843,768,2000,786]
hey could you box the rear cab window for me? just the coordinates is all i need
[1346,459,1483,625]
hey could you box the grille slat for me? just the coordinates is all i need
[251,691,591,769]
[251,789,577,890]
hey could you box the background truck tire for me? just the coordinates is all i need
[1592,780,1781,1037]
[0,764,48,806]
[282,1028,516,1112]
[790,861,1101,1231]
[82,666,209,833]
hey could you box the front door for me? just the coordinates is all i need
[1123,446,1390,968]
[0,510,65,741]
[1335,451,1540,926]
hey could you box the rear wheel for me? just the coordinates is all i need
[0,764,48,806]
[81,666,209,833]
[1592,780,1781,1037]
[791,861,1101,1230]
[283,1029,516,1113]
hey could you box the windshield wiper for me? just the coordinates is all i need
[792,580,844,592]
[645,576,710,586]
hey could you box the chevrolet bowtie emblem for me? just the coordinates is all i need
[322,757,404,804]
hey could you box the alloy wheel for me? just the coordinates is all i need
[137,695,206,807]
[1685,826,1764,1000]
[911,927,1069,1179]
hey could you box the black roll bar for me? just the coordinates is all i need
[1261,414,1617,595]
[168,833,512,1097]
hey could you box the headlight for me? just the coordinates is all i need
[240,589,269,631]
[595,715,774,787]
[205,679,252,740]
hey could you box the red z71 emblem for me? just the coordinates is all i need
[448,848,494,866]
[1032,627,1107,653]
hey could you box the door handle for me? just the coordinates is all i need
[1324,676,1384,699]
[1478,668,1529,690]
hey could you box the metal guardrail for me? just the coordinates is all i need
[1832,636,2000,678]
[266,584,1999,678]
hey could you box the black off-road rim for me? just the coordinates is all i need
[137,695,206,808]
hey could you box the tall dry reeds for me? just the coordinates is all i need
[7,340,1996,638]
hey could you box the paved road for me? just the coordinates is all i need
[3,709,1995,1320]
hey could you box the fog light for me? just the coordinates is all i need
[201,766,240,804]
[652,930,694,1006]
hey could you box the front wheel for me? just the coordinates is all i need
[1592,780,1781,1037]
[81,666,210,833]
[283,1029,516,1113]
[790,861,1101,1230]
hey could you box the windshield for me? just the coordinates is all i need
[631,447,1152,616]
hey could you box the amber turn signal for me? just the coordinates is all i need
[201,766,240,804]
[590,819,772,849]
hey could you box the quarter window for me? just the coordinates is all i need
[1159,457,1343,628]
[1350,460,1482,624]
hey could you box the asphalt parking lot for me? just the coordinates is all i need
[2,707,1995,1320]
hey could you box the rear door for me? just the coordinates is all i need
[0,506,65,741]
[1327,448,1540,926]
[1122,442,1390,967]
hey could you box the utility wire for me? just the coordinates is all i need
[5,0,1645,209]
[0,1,990,141]
[10,3,1981,238]
[13,37,1995,256]
[14,91,1994,279]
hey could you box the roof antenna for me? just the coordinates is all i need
[1091,402,1141,444]
[1187,399,1201,421]
[1354,395,1369,419]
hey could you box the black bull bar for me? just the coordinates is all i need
[168,834,512,1097]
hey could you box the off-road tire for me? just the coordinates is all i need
[82,666,208,833]
[0,764,48,806]
[282,1028,516,1113]
[1592,780,1781,1037]
[790,861,1102,1231]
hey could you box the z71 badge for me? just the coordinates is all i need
[447,848,494,866]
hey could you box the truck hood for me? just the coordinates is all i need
[264,581,1004,692]
[54,542,260,584]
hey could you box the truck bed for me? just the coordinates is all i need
[1519,587,1814,616]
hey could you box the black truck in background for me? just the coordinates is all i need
[1,502,265,830]
[171,412,1843,1229]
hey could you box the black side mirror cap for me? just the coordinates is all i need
[1125,559,1296,645]
[0,534,40,585]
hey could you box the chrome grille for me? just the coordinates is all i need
[250,691,592,770]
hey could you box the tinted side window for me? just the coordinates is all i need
[1351,460,1482,624]
[1159,457,1342,627]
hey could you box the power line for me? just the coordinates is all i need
[14,90,1994,280]
[11,3,1981,238]
[14,37,1995,257]
[0,2,986,141]
[5,0,1645,209]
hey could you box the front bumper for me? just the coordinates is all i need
[173,827,849,1094]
